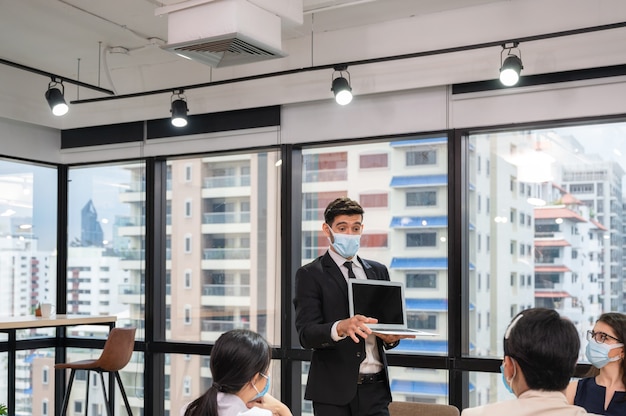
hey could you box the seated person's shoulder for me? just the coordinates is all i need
[238,407,272,416]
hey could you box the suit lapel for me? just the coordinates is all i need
[357,256,377,280]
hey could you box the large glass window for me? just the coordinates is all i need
[67,162,145,413]
[0,159,57,415]
[25,348,55,415]
[68,163,145,329]
[164,151,281,414]
[0,158,57,318]
[468,122,626,402]
[301,137,449,410]
[168,355,283,415]
[8,118,626,415]
[389,367,450,405]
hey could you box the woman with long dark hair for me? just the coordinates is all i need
[566,312,626,416]
[184,329,292,416]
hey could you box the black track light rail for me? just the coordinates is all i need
[0,58,115,96]
[16,20,626,105]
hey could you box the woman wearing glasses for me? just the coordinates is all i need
[565,313,626,416]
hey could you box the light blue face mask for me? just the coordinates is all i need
[328,228,361,259]
[500,362,515,395]
[586,339,624,369]
[251,373,270,400]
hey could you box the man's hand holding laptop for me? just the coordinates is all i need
[348,280,438,338]
[337,314,416,343]
[374,331,417,344]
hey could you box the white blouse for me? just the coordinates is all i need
[179,393,271,416]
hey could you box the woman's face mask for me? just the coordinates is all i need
[251,373,270,400]
[328,227,361,259]
[586,339,624,369]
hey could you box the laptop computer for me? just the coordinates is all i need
[348,279,437,337]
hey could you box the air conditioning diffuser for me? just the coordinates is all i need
[161,0,287,68]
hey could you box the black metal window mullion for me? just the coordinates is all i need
[144,156,168,416]
[448,128,469,410]
[54,163,69,416]
[281,144,304,414]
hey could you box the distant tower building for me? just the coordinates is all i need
[562,159,625,312]
[81,199,103,247]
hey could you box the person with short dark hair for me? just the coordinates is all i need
[293,197,411,416]
[183,329,292,416]
[461,308,595,416]
[565,312,626,415]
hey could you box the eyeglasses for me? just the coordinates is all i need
[587,330,622,344]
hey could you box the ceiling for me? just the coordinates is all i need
[1,0,625,130]
[0,0,503,98]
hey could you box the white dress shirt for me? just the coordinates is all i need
[327,249,383,374]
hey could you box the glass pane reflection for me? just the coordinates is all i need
[68,163,145,333]
[301,138,449,355]
[165,152,282,345]
[469,122,626,364]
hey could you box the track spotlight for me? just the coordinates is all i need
[331,65,353,105]
[499,43,523,87]
[170,90,188,127]
[45,79,68,116]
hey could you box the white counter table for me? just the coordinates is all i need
[0,314,116,330]
[0,314,117,416]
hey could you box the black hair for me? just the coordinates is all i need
[585,312,626,391]
[503,308,579,391]
[324,197,364,226]
[184,329,272,416]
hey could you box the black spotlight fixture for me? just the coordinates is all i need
[45,78,69,116]
[499,42,523,87]
[170,90,188,127]
[331,64,353,105]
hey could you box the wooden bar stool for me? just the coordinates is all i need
[56,327,136,416]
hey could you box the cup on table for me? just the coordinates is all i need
[40,303,54,318]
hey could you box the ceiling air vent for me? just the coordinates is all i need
[164,33,286,68]
[159,0,289,68]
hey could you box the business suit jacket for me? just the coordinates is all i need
[293,251,395,406]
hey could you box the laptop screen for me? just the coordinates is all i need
[350,280,405,325]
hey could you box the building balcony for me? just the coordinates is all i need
[202,221,251,234]
[202,248,250,260]
[303,208,324,222]
[200,319,250,341]
[119,284,144,303]
[303,168,347,183]
[202,211,250,224]
[202,284,250,297]
[201,292,251,307]
[118,226,144,237]
[119,189,146,203]
[202,175,251,188]
[120,249,144,261]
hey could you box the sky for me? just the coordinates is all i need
[555,123,626,168]
[554,123,626,193]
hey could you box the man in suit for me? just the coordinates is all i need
[293,197,409,416]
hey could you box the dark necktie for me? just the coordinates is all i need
[344,261,356,279]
